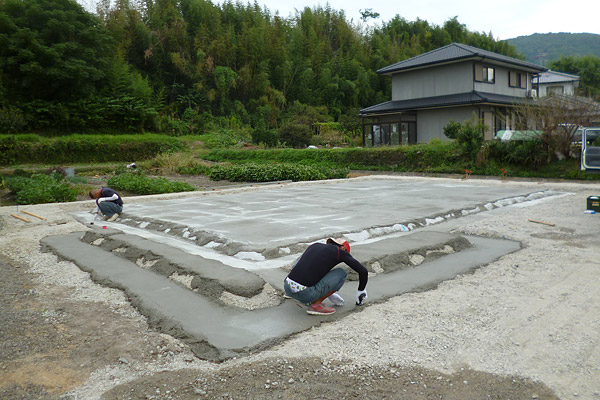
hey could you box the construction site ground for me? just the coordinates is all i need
[0,174,599,400]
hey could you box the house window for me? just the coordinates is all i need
[371,123,400,146]
[548,85,564,95]
[390,124,400,145]
[382,124,390,144]
[362,114,415,146]
[373,125,381,146]
[475,64,495,83]
[509,71,527,89]
[401,122,417,144]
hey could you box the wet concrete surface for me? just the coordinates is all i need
[41,177,559,361]
[109,178,555,258]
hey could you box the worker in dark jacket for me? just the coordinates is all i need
[284,238,368,316]
[89,187,123,222]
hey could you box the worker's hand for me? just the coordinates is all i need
[355,290,368,306]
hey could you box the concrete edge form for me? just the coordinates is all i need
[41,230,521,362]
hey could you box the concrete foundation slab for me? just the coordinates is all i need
[73,178,557,262]
[41,178,556,360]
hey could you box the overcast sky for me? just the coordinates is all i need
[242,0,600,40]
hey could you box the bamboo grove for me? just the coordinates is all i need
[0,0,526,135]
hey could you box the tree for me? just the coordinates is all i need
[549,55,600,99]
[443,117,486,159]
[359,8,379,23]
[1,0,524,135]
[514,95,600,160]
[213,65,238,113]
[0,0,113,102]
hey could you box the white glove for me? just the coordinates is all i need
[328,292,344,306]
[355,290,367,306]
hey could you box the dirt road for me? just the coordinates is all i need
[1,176,598,399]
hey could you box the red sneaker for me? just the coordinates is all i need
[306,303,336,316]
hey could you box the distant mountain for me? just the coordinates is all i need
[506,33,600,66]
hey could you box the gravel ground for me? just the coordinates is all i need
[0,176,599,400]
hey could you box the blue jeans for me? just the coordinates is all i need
[284,268,347,305]
[99,202,122,218]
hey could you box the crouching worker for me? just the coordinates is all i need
[284,238,368,316]
[89,187,123,222]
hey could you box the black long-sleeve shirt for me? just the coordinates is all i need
[287,243,368,291]
[97,187,123,207]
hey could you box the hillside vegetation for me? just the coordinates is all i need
[507,32,600,65]
[507,33,600,99]
[0,0,516,137]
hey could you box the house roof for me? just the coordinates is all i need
[538,94,600,112]
[359,91,531,116]
[533,70,580,84]
[377,43,546,75]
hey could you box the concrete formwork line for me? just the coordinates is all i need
[41,230,521,362]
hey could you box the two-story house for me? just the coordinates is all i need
[359,43,547,146]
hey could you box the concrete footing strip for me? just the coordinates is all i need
[42,231,520,361]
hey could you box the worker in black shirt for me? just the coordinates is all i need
[284,238,368,315]
[89,187,123,222]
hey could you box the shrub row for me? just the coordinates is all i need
[202,142,462,171]
[208,163,349,182]
[107,172,195,195]
[202,139,584,174]
[0,134,184,166]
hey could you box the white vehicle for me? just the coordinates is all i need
[580,127,600,172]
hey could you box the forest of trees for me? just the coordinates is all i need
[1,0,596,138]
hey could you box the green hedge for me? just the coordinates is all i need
[107,172,195,195]
[176,164,211,175]
[202,143,462,171]
[208,163,349,182]
[0,134,184,166]
[200,143,600,180]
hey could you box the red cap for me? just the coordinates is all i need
[327,238,350,253]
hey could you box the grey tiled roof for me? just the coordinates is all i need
[378,43,546,75]
[359,91,530,116]
[538,94,600,112]
[533,70,579,84]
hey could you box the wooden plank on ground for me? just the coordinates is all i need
[11,214,30,223]
[528,219,555,226]
[21,210,47,220]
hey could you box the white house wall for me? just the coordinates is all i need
[416,107,477,143]
[391,61,533,101]
[475,64,530,97]
[391,63,473,101]
[538,82,577,97]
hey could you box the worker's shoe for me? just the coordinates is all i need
[106,213,119,222]
[306,303,335,316]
